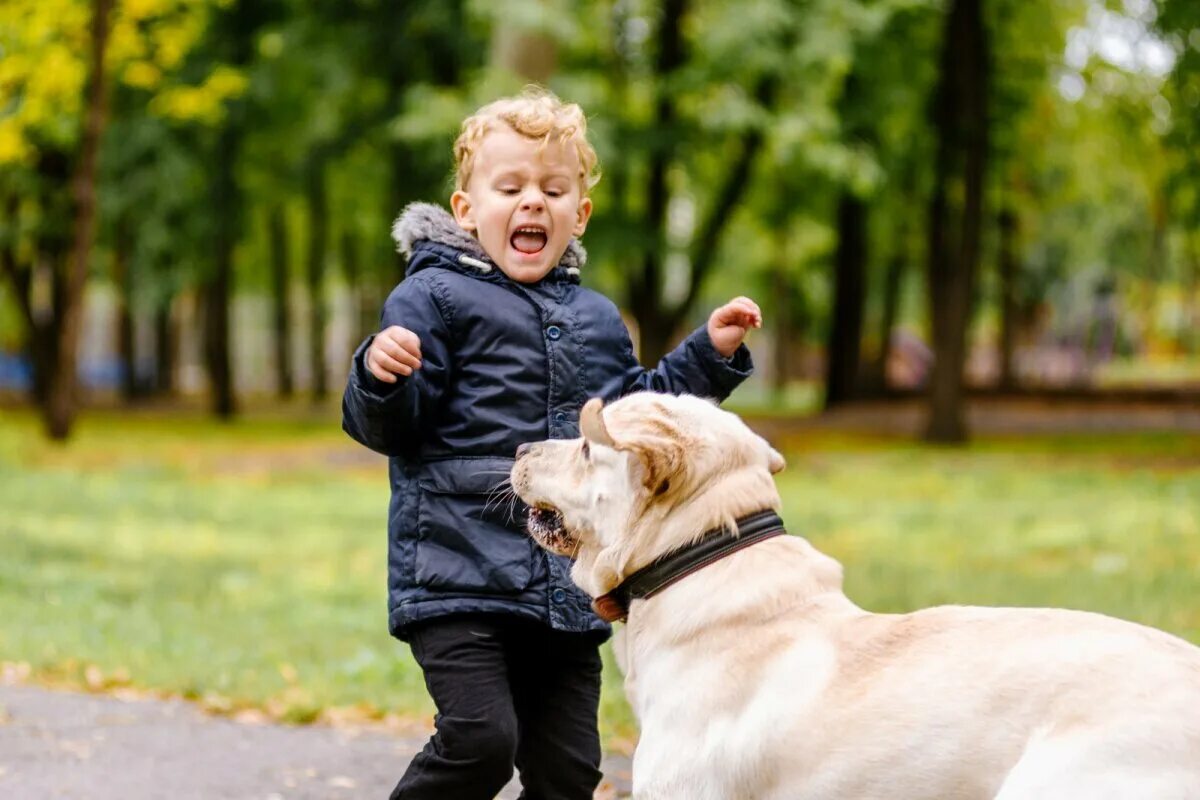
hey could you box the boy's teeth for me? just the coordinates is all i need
[511,229,548,254]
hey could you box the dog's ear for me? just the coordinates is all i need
[583,397,687,493]
[580,398,616,448]
[627,413,689,495]
[639,444,685,495]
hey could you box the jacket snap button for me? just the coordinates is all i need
[546,325,562,340]
[551,588,567,604]
[554,412,565,424]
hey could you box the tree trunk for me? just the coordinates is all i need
[1143,189,1168,352]
[1188,234,1200,355]
[201,0,269,418]
[490,1,558,82]
[305,153,329,401]
[629,0,773,363]
[205,123,240,419]
[771,226,793,401]
[866,168,915,396]
[923,0,989,444]
[268,206,293,398]
[0,196,42,403]
[44,0,113,440]
[1,226,62,408]
[28,326,58,406]
[113,215,138,402]
[825,192,868,409]
[997,204,1018,390]
[382,0,465,279]
[869,248,905,394]
[629,0,686,363]
[154,300,175,395]
[340,229,373,342]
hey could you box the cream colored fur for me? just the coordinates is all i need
[511,393,1200,800]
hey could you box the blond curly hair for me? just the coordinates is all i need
[453,87,600,194]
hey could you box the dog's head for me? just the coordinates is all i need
[511,393,785,597]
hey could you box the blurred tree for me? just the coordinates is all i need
[198,0,280,418]
[1156,0,1200,352]
[99,91,213,401]
[923,0,989,443]
[986,0,1080,390]
[824,69,870,410]
[267,205,293,397]
[52,0,113,433]
[0,0,216,436]
[621,0,780,362]
[789,2,940,400]
[5,0,1199,429]
[822,4,919,409]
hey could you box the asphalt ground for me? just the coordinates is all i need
[0,683,632,800]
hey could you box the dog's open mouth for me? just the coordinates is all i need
[526,504,576,555]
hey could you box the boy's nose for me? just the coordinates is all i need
[519,193,544,212]
[515,442,533,459]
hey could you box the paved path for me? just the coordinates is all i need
[0,684,632,799]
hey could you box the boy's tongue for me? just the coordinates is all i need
[511,230,547,254]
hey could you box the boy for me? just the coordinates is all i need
[341,88,761,800]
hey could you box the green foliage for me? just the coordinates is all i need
[3,0,1200,410]
[0,0,226,165]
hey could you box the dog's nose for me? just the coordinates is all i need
[515,442,532,460]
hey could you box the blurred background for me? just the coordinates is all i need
[1,0,1198,745]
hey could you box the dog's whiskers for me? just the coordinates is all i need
[482,477,513,513]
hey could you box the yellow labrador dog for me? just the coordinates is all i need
[510,393,1200,800]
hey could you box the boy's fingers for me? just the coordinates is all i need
[370,349,416,378]
[728,299,762,328]
[730,297,762,318]
[719,304,758,326]
[366,354,398,383]
[730,297,761,316]
[383,326,422,360]
[376,337,422,369]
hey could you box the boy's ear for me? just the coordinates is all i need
[450,190,477,233]
[573,196,593,237]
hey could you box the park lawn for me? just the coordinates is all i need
[2,408,1199,748]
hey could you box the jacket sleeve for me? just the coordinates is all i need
[620,323,753,402]
[341,274,453,457]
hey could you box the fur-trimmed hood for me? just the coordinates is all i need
[391,202,587,273]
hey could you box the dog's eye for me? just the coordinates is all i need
[581,440,590,459]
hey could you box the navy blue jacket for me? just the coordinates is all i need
[341,203,753,640]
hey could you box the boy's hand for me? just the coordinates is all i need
[365,325,422,383]
[707,296,762,358]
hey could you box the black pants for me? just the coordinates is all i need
[390,614,604,800]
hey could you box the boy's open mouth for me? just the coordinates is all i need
[511,225,548,255]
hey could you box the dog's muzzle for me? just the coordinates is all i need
[526,505,576,555]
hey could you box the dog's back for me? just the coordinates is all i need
[629,526,1200,800]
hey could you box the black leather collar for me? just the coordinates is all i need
[591,510,787,623]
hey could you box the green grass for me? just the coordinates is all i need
[779,433,1200,644]
[2,408,1198,747]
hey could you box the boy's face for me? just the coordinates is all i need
[451,126,593,284]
